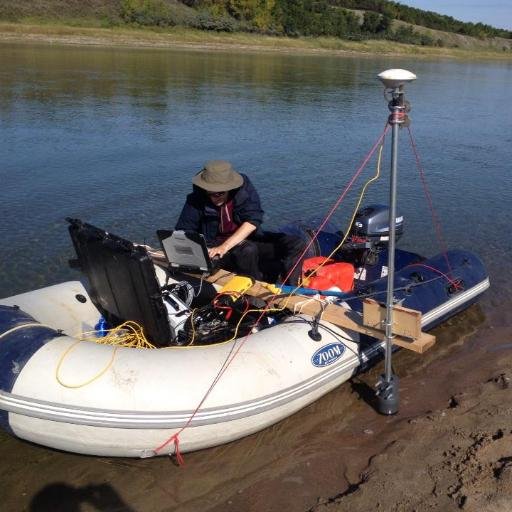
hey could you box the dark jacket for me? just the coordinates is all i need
[175,173,264,245]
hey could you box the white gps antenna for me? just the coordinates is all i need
[377,68,417,89]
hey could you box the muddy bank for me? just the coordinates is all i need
[1,298,510,512]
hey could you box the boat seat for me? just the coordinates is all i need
[67,219,172,346]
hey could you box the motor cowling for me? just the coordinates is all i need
[350,204,403,244]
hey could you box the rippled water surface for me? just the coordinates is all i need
[1,43,511,303]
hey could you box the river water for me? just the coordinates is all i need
[1,43,511,301]
[0,42,511,511]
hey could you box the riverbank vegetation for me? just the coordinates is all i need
[1,1,511,56]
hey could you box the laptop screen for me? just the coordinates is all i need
[157,230,213,274]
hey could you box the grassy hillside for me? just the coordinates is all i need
[0,0,510,55]
[334,0,511,39]
[0,1,122,22]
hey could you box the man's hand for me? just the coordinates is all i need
[208,245,228,259]
[208,222,257,260]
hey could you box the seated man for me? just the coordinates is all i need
[175,160,305,285]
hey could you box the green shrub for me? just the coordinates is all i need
[120,0,175,27]
[361,11,381,33]
[419,33,433,45]
[388,25,433,45]
[191,10,239,32]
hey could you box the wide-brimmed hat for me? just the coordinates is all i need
[192,160,244,192]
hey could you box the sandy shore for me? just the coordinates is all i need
[315,372,512,512]
[313,344,512,511]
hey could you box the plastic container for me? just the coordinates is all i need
[302,257,354,292]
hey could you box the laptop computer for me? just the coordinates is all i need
[157,229,217,275]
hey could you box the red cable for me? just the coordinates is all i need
[406,262,461,288]
[280,123,391,287]
[154,433,185,466]
[407,127,454,279]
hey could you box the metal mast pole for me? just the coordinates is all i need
[376,69,416,415]
[385,97,400,381]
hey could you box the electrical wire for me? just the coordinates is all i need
[301,135,386,285]
[55,321,156,388]
[56,343,119,389]
[273,137,387,316]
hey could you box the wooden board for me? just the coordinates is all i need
[200,269,436,354]
[363,299,422,340]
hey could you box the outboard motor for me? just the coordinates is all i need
[340,204,404,267]
[351,204,403,243]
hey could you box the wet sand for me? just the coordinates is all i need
[311,315,512,512]
[1,297,511,511]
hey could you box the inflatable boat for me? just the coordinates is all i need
[0,206,489,458]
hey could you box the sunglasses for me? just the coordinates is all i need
[207,191,228,197]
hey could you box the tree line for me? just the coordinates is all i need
[118,0,511,45]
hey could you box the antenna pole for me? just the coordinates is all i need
[375,69,415,415]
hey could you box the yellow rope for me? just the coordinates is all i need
[54,146,386,381]
[275,141,386,313]
[300,141,385,285]
[55,321,156,388]
[80,321,156,349]
[55,342,119,389]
